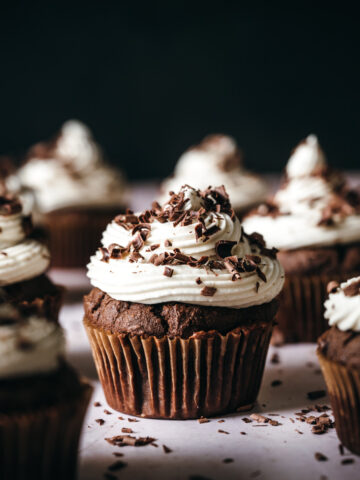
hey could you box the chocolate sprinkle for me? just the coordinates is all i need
[307,390,326,400]
[162,445,172,454]
[315,452,328,462]
[163,267,174,277]
[201,286,217,297]
[105,435,156,447]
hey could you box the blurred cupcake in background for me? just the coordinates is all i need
[0,192,92,479]
[159,134,268,216]
[18,120,127,268]
[317,277,360,455]
[243,135,360,343]
[84,185,284,419]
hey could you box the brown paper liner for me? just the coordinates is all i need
[43,208,123,268]
[84,319,273,419]
[317,352,360,455]
[0,381,93,480]
[274,274,345,343]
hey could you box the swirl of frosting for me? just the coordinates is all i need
[87,186,284,308]
[18,120,126,213]
[0,195,49,286]
[160,134,267,212]
[243,135,360,250]
[0,304,65,378]
[324,277,360,332]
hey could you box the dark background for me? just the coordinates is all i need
[0,1,359,180]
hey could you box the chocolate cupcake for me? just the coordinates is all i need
[84,185,284,419]
[243,135,360,342]
[18,120,127,267]
[159,134,268,216]
[0,195,92,479]
[317,277,360,455]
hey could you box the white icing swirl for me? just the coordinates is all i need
[243,135,360,250]
[0,306,65,378]
[0,202,49,286]
[324,277,360,332]
[87,186,284,308]
[160,134,267,212]
[19,120,126,213]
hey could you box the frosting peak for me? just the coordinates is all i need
[324,277,360,332]
[87,185,284,309]
[18,120,126,213]
[286,135,326,178]
[160,134,267,212]
[243,135,360,251]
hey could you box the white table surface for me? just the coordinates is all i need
[48,176,360,480]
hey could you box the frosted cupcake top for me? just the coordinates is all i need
[324,277,360,332]
[159,134,267,212]
[87,185,284,309]
[243,135,360,250]
[18,120,126,213]
[0,194,49,286]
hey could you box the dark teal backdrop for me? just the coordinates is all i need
[0,1,359,178]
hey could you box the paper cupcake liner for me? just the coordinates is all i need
[318,352,360,455]
[0,381,93,480]
[275,274,345,343]
[84,319,273,419]
[43,209,122,268]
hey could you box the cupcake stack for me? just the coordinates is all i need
[0,193,92,479]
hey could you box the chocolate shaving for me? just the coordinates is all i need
[95,419,105,425]
[218,429,229,434]
[164,239,172,247]
[105,435,156,447]
[162,445,172,454]
[163,267,174,277]
[201,286,217,297]
[121,427,133,434]
[100,247,110,262]
[108,460,127,471]
[307,390,326,400]
[315,452,328,462]
[343,279,360,297]
[196,277,202,285]
[198,417,209,424]
[215,240,236,259]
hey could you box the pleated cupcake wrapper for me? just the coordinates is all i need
[317,352,360,455]
[84,319,273,419]
[275,273,346,343]
[0,381,93,480]
[44,210,119,268]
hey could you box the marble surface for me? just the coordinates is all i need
[49,268,358,480]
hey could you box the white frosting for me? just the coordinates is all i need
[19,120,126,213]
[286,134,326,178]
[0,203,49,286]
[324,277,360,332]
[243,135,360,250]
[0,306,65,378]
[87,186,284,309]
[0,211,26,250]
[160,135,267,212]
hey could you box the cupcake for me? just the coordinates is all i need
[18,120,127,268]
[159,134,268,216]
[317,277,360,455]
[243,135,360,343]
[0,195,92,478]
[84,185,284,419]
